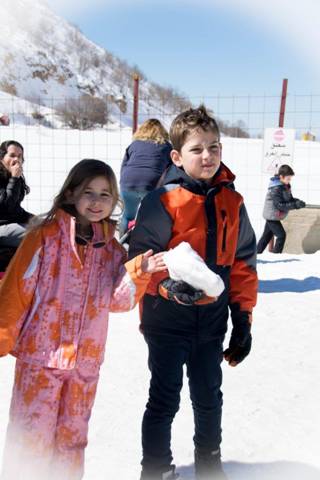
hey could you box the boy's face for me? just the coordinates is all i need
[171,128,221,183]
[279,175,292,185]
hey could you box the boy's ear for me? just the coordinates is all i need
[170,149,183,167]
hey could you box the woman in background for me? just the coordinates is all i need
[0,140,32,247]
[119,118,172,236]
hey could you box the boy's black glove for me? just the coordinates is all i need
[224,309,252,366]
[159,278,204,306]
[295,199,306,209]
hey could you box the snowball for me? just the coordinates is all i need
[163,242,225,298]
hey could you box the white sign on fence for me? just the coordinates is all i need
[263,128,295,174]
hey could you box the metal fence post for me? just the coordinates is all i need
[132,74,139,134]
[279,78,288,128]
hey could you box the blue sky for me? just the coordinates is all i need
[46,0,320,100]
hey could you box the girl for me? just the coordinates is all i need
[0,140,33,247]
[119,118,172,237]
[0,159,166,480]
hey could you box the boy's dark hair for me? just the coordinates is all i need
[170,104,220,152]
[278,164,295,176]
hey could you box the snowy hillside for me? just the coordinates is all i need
[0,0,189,126]
[0,252,319,479]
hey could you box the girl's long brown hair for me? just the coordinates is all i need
[35,159,121,228]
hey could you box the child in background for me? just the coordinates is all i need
[129,105,258,480]
[0,159,166,480]
[257,164,306,254]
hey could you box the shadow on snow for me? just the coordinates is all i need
[258,276,320,293]
[257,258,301,265]
[178,460,320,480]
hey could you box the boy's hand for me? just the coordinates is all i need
[295,199,306,209]
[141,250,167,274]
[224,310,252,367]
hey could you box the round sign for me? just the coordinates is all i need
[273,129,285,142]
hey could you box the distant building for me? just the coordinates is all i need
[301,131,316,141]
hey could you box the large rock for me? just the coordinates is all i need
[283,207,320,254]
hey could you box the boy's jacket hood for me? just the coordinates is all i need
[163,162,236,194]
[268,175,283,188]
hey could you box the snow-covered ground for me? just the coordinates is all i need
[1,251,319,479]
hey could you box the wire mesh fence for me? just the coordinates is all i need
[138,93,320,140]
[0,91,319,235]
[1,91,320,138]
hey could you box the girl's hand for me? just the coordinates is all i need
[10,161,23,178]
[141,250,167,274]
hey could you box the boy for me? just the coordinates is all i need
[129,105,258,480]
[257,164,305,254]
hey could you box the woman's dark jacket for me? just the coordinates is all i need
[0,168,32,226]
[120,140,172,191]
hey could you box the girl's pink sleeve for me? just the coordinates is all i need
[0,228,43,356]
[109,242,151,313]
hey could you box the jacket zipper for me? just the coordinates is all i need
[221,210,227,252]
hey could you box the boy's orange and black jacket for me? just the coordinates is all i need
[128,163,258,340]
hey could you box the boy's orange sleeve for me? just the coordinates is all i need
[0,228,43,356]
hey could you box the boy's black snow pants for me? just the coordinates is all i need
[141,334,223,473]
[257,220,286,254]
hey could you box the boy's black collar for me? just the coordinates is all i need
[162,164,234,195]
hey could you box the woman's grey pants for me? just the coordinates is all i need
[0,223,27,247]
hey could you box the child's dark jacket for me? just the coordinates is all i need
[262,176,297,221]
[128,163,258,341]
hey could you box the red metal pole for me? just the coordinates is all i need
[278,78,288,128]
[132,74,139,134]
[268,79,289,253]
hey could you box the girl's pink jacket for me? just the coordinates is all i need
[0,209,151,373]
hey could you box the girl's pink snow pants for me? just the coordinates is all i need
[1,359,99,480]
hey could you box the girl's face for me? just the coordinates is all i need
[70,176,114,226]
[1,145,24,170]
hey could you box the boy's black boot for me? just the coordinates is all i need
[194,449,227,480]
[140,464,179,480]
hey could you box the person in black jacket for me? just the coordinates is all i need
[119,119,172,236]
[0,140,33,248]
[257,164,305,254]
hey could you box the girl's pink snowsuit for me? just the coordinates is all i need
[0,209,152,479]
